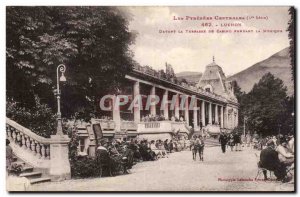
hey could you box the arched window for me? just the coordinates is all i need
[204,84,213,93]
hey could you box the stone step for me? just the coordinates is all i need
[22,166,34,173]
[11,161,25,166]
[30,177,51,185]
[19,171,42,179]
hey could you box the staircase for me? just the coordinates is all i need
[10,155,51,185]
[6,117,72,189]
[6,118,53,185]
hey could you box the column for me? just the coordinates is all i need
[175,94,180,119]
[201,100,206,126]
[220,106,224,128]
[133,81,140,123]
[236,109,239,127]
[215,104,219,124]
[113,95,121,131]
[150,86,156,116]
[208,102,212,124]
[163,90,169,120]
[193,99,198,128]
[184,96,189,125]
[224,106,228,129]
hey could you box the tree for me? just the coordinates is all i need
[287,7,295,82]
[231,80,246,125]
[243,73,290,136]
[6,7,136,121]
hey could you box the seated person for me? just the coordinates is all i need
[139,141,151,161]
[121,145,134,173]
[276,137,294,167]
[259,140,287,181]
[150,140,161,156]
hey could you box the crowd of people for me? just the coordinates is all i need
[258,134,294,182]
[95,137,189,175]
[219,131,243,153]
[217,131,294,183]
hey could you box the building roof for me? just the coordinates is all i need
[197,59,237,103]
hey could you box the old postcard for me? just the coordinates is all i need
[6,6,295,192]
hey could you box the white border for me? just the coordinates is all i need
[0,1,298,197]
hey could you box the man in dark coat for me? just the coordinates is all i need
[219,132,228,153]
[259,140,287,181]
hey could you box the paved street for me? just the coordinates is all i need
[29,147,294,191]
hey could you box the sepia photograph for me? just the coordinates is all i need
[5,6,295,192]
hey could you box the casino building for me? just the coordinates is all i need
[80,58,239,145]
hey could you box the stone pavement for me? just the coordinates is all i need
[29,146,294,192]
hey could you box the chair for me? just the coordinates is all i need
[254,153,273,180]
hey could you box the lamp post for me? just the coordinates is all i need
[243,116,246,137]
[55,64,66,135]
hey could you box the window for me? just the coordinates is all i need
[79,138,85,152]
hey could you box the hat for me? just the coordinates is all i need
[266,139,274,147]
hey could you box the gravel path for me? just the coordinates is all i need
[29,146,294,192]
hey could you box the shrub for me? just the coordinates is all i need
[68,125,100,178]
[6,96,57,138]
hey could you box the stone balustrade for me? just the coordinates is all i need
[137,121,190,136]
[6,118,51,161]
[7,117,71,180]
[121,121,137,131]
[145,122,160,129]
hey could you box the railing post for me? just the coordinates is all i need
[25,136,31,152]
[36,142,41,158]
[46,145,50,159]
[49,135,71,181]
[41,144,46,159]
[12,128,17,143]
[31,139,36,155]
[21,134,26,149]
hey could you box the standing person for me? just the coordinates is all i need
[219,132,228,153]
[228,134,235,151]
[169,140,174,153]
[6,139,13,174]
[192,135,201,161]
[234,133,241,151]
[189,137,194,151]
[199,135,205,161]
[164,139,169,153]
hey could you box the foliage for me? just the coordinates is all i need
[7,6,136,121]
[287,7,295,81]
[242,73,293,136]
[231,80,246,125]
[6,96,56,138]
[231,125,244,135]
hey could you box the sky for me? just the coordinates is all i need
[121,6,291,76]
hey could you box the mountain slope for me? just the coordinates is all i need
[228,47,294,95]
